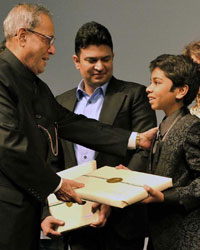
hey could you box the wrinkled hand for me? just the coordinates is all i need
[115,164,129,170]
[55,178,85,205]
[41,216,64,238]
[137,127,158,149]
[141,185,164,203]
[90,203,111,228]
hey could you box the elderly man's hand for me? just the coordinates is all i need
[55,178,85,205]
[137,127,158,149]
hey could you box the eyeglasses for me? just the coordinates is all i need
[27,28,55,47]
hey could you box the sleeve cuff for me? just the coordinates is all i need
[128,132,137,149]
[54,178,62,193]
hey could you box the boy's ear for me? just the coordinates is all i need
[176,84,189,101]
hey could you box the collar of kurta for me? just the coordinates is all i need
[160,106,188,137]
[0,48,43,97]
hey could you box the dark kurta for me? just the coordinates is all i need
[0,48,130,250]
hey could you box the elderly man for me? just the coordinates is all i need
[0,3,156,250]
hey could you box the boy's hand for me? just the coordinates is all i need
[141,185,164,203]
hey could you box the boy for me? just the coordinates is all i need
[144,54,200,250]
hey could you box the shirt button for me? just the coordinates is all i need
[88,101,91,104]
[84,156,87,159]
[35,114,42,119]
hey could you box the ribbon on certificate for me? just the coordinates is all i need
[83,174,144,187]
[49,201,74,207]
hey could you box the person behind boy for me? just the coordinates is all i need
[142,54,200,250]
[183,41,200,118]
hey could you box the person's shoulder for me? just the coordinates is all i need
[56,87,77,104]
[111,76,146,92]
[0,56,16,89]
[184,112,200,121]
[181,112,200,130]
[181,114,200,141]
[0,53,12,73]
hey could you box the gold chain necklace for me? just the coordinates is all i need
[38,124,58,156]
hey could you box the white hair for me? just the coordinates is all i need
[3,3,52,39]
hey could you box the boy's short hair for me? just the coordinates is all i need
[75,21,113,56]
[150,54,200,106]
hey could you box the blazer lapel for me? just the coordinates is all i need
[99,77,126,125]
[63,89,77,166]
[64,90,77,112]
[96,77,127,158]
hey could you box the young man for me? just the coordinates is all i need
[41,22,157,250]
[143,54,200,250]
[0,4,156,250]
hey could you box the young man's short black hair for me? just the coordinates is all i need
[150,54,200,106]
[75,21,113,56]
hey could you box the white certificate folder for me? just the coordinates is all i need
[74,164,172,208]
[48,160,172,232]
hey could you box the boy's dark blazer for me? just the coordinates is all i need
[148,107,200,250]
[56,76,157,249]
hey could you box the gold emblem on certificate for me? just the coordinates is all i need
[107,177,123,183]
[66,202,73,207]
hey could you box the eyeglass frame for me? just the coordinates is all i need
[27,28,55,47]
